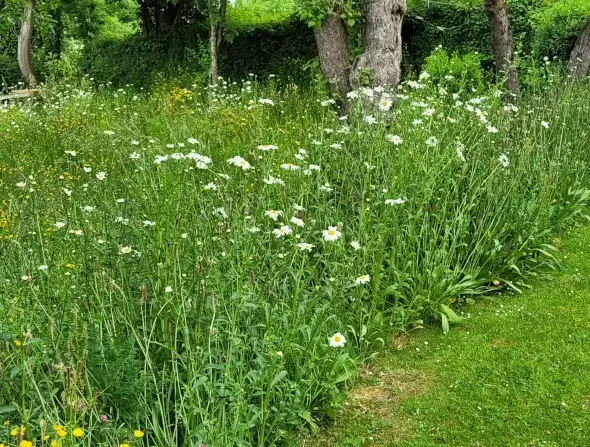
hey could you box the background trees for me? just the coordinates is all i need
[0,0,589,91]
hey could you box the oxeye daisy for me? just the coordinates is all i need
[290,216,304,227]
[322,226,342,242]
[280,163,300,171]
[272,225,292,238]
[264,210,282,221]
[355,274,371,285]
[329,332,346,348]
[227,156,251,170]
[296,242,314,252]
[257,144,278,151]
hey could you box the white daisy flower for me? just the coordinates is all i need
[498,153,510,168]
[265,210,282,221]
[55,222,66,229]
[96,172,107,180]
[272,225,292,238]
[290,216,304,227]
[119,246,133,255]
[296,242,314,252]
[263,176,285,185]
[329,332,346,348]
[350,241,361,250]
[322,226,342,241]
[355,274,371,285]
[227,156,251,170]
[280,163,300,171]
[257,144,278,151]
[541,121,549,129]
[425,136,438,147]
[204,182,218,190]
[386,134,403,145]
[385,198,406,205]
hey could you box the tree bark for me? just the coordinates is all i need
[209,21,218,86]
[314,11,351,100]
[350,0,406,90]
[484,0,519,98]
[17,0,36,87]
[567,17,590,80]
[216,0,227,54]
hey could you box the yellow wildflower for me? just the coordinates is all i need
[56,429,67,438]
[120,444,130,447]
[71,428,84,438]
[65,263,75,269]
[14,340,22,347]
[42,434,50,441]
[133,429,144,438]
[50,441,61,447]
[10,426,26,436]
[52,425,64,433]
[20,441,33,447]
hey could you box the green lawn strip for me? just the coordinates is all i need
[308,226,590,447]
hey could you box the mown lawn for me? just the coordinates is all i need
[308,226,590,447]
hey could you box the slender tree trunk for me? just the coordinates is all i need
[567,17,590,80]
[17,0,36,87]
[484,0,519,98]
[351,0,406,89]
[208,0,227,87]
[315,11,351,100]
[216,0,227,54]
[209,21,218,86]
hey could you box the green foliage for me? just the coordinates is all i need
[2,77,590,445]
[531,0,590,60]
[423,47,486,94]
[310,228,590,446]
[226,0,296,38]
[220,20,316,84]
[81,35,209,87]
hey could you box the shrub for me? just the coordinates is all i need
[423,47,486,93]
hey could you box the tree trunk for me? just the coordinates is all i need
[216,0,227,54]
[209,21,218,86]
[567,17,590,80]
[17,0,36,87]
[484,0,519,98]
[314,11,351,100]
[350,0,405,89]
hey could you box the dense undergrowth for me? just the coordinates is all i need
[1,75,590,446]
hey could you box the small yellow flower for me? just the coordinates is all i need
[42,434,50,441]
[50,441,61,447]
[56,429,67,438]
[71,428,84,438]
[14,340,22,347]
[52,425,64,433]
[20,441,33,447]
[133,429,144,438]
[120,444,130,447]
[10,426,26,436]
[65,263,75,269]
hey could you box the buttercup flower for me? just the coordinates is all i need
[134,430,145,438]
[72,428,84,438]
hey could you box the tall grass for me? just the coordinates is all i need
[1,76,590,446]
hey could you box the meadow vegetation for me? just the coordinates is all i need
[1,67,590,446]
